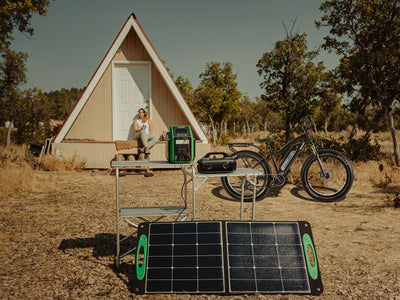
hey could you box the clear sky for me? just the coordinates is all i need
[11,0,337,99]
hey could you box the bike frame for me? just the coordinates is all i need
[227,122,324,179]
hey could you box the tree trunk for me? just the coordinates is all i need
[223,119,227,136]
[324,115,331,138]
[209,116,217,147]
[6,120,14,147]
[285,121,294,142]
[387,109,400,166]
[264,116,268,138]
[349,123,358,140]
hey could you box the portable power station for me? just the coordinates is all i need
[168,125,195,163]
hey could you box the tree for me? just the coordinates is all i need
[44,87,84,120]
[194,62,242,145]
[0,50,27,146]
[0,0,52,145]
[238,95,257,136]
[175,76,194,103]
[317,70,344,136]
[0,0,51,51]
[257,30,325,141]
[316,0,400,165]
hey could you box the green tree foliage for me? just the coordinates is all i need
[0,0,51,51]
[257,31,325,141]
[238,95,257,136]
[0,49,27,146]
[194,62,241,145]
[175,76,194,104]
[0,0,52,146]
[0,87,84,145]
[12,88,50,143]
[253,97,282,136]
[44,88,84,120]
[317,69,344,136]
[317,0,400,165]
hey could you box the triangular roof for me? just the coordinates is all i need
[54,13,207,143]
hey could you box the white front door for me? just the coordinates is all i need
[113,62,151,140]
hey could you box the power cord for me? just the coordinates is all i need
[175,161,188,222]
[175,137,195,221]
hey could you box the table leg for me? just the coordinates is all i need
[240,180,245,220]
[192,165,196,220]
[116,166,120,268]
[252,175,256,220]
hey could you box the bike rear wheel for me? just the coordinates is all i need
[301,149,354,201]
[221,150,272,201]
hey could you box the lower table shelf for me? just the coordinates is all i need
[117,205,190,267]
[121,206,189,219]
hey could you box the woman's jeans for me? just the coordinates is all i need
[133,131,158,149]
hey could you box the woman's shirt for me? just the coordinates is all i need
[136,118,149,135]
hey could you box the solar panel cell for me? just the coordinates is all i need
[147,268,171,279]
[256,279,283,292]
[173,256,197,267]
[251,233,276,244]
[230,279,257,292]
[173,268,197,279]
[282,279,309,291]
[150,223,173,233]
[174,233,196,244]
[198,255,223,267]
[198,279,224,292]
[173,244,196,255]
[147,256,171,268]
[226,233,252,244]
[146,280,171,292]
[198,244,222,255]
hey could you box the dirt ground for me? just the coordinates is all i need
[1,163,400,299]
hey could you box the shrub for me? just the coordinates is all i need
[317,136,382,161]
[39,154,86,171]
[219,133,230,145]
[0,145,53,195]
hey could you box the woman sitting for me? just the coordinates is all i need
[133,108,158,158]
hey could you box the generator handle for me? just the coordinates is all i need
[202,152,230,158]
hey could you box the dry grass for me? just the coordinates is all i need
[1,134,400,299]
[39,153,86,171]
[0,145,86,197]
[2,130,400,206]
[0,145,54,196]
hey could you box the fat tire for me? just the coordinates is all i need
[301,149,354,201]
[221,150,272,201]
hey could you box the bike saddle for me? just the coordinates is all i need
[256,138,275,143]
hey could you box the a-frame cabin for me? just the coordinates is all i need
[52,14,209,168]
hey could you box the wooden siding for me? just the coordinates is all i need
[65,65,112,140]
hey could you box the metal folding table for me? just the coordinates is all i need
[183,167,264,221]
[111,160,263,267]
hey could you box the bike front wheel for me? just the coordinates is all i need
[301,149,354,201]
[221,150,272,201]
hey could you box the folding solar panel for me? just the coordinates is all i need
[133,221,323,295]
